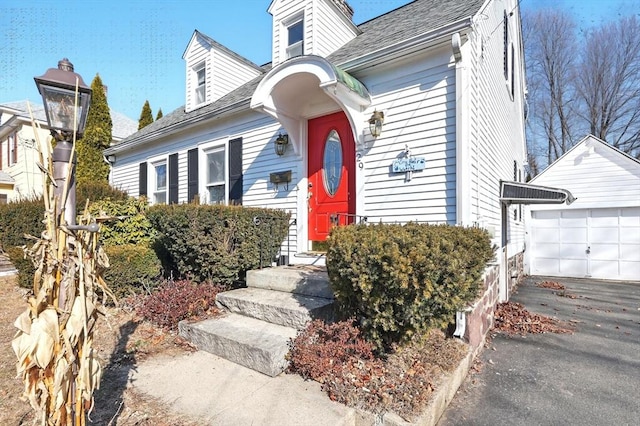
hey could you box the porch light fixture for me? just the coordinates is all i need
[35,58,92,137]
[274,133,289,156]
[368,110,384,138]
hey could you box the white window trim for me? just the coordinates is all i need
[199,139,229,205]
[148,154,168,205]
[193,61,207,106]
[281,13,305,60]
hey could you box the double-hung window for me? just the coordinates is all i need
[195,64,206,105]
[205,146,226,204]
[8,132,18,166]
[286,19,304,59]
[152,160,167,204]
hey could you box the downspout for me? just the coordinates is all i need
[453,32,470,226]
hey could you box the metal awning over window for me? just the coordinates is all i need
[500,181,576,205]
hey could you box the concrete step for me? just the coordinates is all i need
[178,313,298,377]
[216,287,334,330]
[246,266,334,299]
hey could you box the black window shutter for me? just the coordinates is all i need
[228,137,243,205]
[187,148,199,202]
[169,153,179,204]
[139,162,147,197]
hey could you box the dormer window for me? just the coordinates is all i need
[286,18,304,59]
[195,63,206,105]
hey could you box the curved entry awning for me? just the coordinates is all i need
[500,181,576,205]
[251,55,372,154]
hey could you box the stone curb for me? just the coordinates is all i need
[352,346,476,426]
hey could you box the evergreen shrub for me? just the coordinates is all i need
[147,204,290,285]
[0,197,45,247]
[102,244,162,299]
[76,181,128,207]
[4,246,34,289]
[326,223,495,351]
[89,197,156,246]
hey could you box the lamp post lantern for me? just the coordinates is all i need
[35,58,92,225]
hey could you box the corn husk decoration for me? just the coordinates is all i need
[12,95,114,425]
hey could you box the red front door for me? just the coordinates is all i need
[308,111,355,241]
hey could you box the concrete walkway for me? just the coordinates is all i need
[438,276,640,425]
[129,350,357,426]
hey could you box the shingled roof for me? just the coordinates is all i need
[106,0,485,154]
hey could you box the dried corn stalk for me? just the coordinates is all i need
[12,99,114,425]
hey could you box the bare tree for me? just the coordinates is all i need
[524,9,580,167]
[575,16,640,158]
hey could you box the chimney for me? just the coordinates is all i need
[332,0,354,20]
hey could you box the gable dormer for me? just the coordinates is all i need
[268,0,360,67]
[183,30,263,113]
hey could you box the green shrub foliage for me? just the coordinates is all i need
[76,181,129,207]
[326,223,494,351]
[147,204,290,285]
[89,197,156,246]
[0,197,45,247]
[102,244,162,299]
[5,246,35,289]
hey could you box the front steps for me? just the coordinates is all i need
[179,266,334,377]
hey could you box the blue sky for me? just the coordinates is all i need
[1,0,638,121]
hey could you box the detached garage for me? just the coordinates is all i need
[526,135,640,281]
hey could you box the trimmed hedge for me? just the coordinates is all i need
[89,197,156,246]
[4,246,35,289]
[0,197,45,247]
[326,223,494,351]
[147,204,290,285]
[76,181,129,207]
[102,244,162,299]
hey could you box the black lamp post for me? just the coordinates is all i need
[35,58,92,225]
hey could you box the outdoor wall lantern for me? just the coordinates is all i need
[368,110,384,138]
[274,132,289,156]
[35,58,92,225]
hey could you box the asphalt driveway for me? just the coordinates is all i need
[438,276,640,426]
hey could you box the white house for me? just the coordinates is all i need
[105,0,530,300]
[526,135,640,281]
[0,100,137,202]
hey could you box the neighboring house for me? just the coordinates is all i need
[105,0,529,300]
[526,135,640,281]
[0,100,137,202]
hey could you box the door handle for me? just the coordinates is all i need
[586,246,591,254]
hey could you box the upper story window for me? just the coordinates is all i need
[286,19,304,59]
[152,160,167,204]
[195,64,206,105]
[205,146,226,204]
[8,132,17,166]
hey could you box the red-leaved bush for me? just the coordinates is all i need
[137,279,226,330]
[287,320,468,420]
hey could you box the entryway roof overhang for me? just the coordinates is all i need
[500,181,576,205]
[251,55,372,154]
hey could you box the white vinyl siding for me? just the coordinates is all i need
[184,32,261,112]
[466,0,527,249]
[356,47,457,224]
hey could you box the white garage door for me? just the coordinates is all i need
[531,207,640,280]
